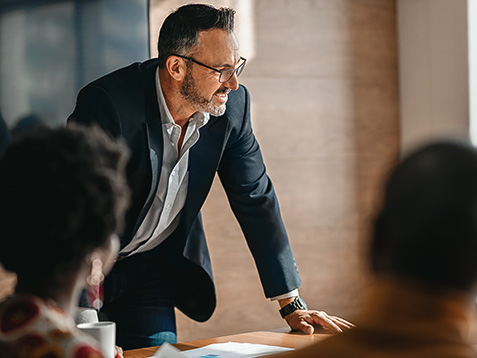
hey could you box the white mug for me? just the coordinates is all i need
[77,321,116,358]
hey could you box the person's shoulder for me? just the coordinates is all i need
[220,84,250,122]
[40,303,106,358]
[0,295,105,358]
[0,295,43,335]
[68,332,106,358]
[83,58,159,92]
[227,84,249,104]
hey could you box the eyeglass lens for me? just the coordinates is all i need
[219,60,246,83]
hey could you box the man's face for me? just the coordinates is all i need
[180,29,240,116]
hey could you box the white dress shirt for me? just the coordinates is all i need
[119,68,298,301]
[120,69,209,256]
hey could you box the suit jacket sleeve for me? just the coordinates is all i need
[217,85,301,298]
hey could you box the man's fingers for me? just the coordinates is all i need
[298,321,314,335]
[285,310,354,335]
[311,311,343,333]
[286,313,314,335]
[331,315,355,329]
[310,311,355,331]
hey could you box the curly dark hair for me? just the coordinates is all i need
[0,124,129,287]
[157,3,235,68]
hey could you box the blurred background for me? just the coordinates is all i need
[0,0,474,343]
[0,0,149,127]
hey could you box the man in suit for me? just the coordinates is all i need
[268,140,477,358]
[69,3,352,349]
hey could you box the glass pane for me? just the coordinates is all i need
[0,0,149,129]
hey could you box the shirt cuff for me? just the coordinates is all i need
[269,289,299,301]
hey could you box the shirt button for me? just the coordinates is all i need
[166,204,171,210]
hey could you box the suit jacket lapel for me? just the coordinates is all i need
[180,116,228,233]
[131,62,164,236]
[132,59,228,243]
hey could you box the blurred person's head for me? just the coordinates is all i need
[10,113,47,138]
[0,124,129,311]
[371,141,477,293]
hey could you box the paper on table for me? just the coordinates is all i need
[151,342,294,358]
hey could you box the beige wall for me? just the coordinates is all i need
[397,0,470,153]
[150,0,400,342]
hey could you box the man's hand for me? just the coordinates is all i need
[278,297,354,334]
[284,309,354,334]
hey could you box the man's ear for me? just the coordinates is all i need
[165,56,186,81]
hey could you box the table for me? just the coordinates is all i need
[124,329,332,358]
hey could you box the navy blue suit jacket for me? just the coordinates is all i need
[68,59,301,321]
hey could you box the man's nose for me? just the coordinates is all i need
[223,72,239,91]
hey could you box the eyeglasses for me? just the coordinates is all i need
[172,54,246,83]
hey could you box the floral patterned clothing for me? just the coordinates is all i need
[0,294,104,358]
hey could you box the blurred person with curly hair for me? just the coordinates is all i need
[0,124,129,358]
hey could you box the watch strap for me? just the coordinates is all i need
[279,296,308,318]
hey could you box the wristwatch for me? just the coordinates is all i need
[279,296,308,318]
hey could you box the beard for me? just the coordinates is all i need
[180,69,228,116]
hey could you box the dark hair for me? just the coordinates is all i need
[0,124,129,286]
[371,141,477,291]
[157,3,235,68]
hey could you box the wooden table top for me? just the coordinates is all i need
[124,329,332,358]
